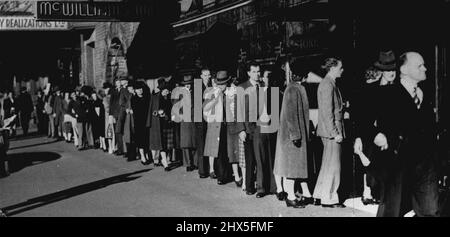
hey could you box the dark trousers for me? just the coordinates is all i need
[215,127,232,182]
[116,133,124,153]
[244,136,257,193]
[77,122,94,148]
[20,113,30,136]
[258,131,277,194]
[376,160,440,217]
[37,113,48,135]
[182,148,196,167]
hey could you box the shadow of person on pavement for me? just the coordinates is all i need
[0,169,151,216]
[8,139,62,151]
[8,132,43,142]
[3,152,62,174]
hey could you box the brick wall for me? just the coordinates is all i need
[81,22,139,90]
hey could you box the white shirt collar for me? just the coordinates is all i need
[400,77,423,102]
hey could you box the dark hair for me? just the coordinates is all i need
[246,61,259,72]
[398,52,408,68]
[103,82,113,89]
[321,57,342,72]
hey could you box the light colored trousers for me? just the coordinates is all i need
[313,137,341,205]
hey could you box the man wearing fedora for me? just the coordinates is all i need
[353,50,397,205]
[203,70,243,185]
[16,87,33,136]
[178,74,198,171]
[372,52,440,217]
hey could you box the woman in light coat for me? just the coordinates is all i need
[273,67,312,208]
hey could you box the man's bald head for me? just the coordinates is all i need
[399,52,427,82]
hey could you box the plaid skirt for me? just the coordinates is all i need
[162,127,174,150]
[239,139,245,168]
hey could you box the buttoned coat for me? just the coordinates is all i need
[316,76,345,139]
[273,82,310,178]
[203,85,245,161]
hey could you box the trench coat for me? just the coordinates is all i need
[273,82,310,179]
[203,89,244,163]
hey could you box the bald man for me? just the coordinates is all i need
[374,52,439,217]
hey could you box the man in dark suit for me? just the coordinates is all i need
[16,87,34,136]
[238,62,271,198]
[375,52,439,217]
[109,79,122,155]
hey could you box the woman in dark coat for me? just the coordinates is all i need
[146,79,163,166]
[273,68,312,208]
[53,89,64,139]
[35,90,48,135]
[89,92,105,148]
[122,83,135,160]
[131,82,150,165]
[158,78,174,171]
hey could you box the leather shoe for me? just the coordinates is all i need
[209,172,217,179]
[313,198,321,206]
[234,179,243,187]
[217,180,226,185]
[276,192,287,201]
[199,174,209,179]
[321,203,346,208]
[186,166,194,172]
[246,190,256,195]
[164,167,171,172]
[361,197,373,205]
[300,196,314,205]
[256,192,266,198]
[285,199,305,208]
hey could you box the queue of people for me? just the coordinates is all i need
[0,50,444,217]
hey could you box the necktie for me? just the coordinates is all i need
[413,86,421,109]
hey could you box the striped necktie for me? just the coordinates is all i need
[413,86,421,109]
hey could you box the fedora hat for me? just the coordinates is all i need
[180,74,193,85]
[374,50,396,71]
[214,70,231,85]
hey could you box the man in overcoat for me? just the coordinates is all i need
[374,52,439,217]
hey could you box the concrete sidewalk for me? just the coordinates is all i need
[0,135,374,217]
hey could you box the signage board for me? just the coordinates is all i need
[0,16,68,31]
[36,1,155,22]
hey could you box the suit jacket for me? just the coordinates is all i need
[353,83,387,148]
[238,79,259,136]
[109,88,121,119]
[377,83,437,166]
[317,76,345,139]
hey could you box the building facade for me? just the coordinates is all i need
[173,0,330,78]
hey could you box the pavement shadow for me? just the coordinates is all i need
[1,169,151,216]
[8,139,61,151]
[5,152,62,174]
[8,132,43,142]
